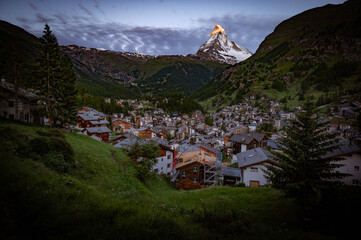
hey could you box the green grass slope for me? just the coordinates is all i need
[1,119,360,239]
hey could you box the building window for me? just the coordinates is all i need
[168,155,171,159]
[354,166,359,171]
[193,166,198,172]
[182,171,186,177]
[9,114,14,120]
[154,168,158,173]
[9,101,14,107]
[352,179,359,185]
[193,177,197,183]
[250,167,258,172]
[167,163,171,168]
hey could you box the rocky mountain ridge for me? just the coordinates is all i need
[195,25,252,64]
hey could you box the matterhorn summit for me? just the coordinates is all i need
[196,25,252,64]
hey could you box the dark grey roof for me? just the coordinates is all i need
[267,140,283,150]
[237,147,274,168]
[90,119,109,125]
[81,107,106,117]
[230,133,265,144]
[78,113,102,121]
[221,167,242,177]
[1,79,39,99]
[323,141,361,158]
[86,127,111,134]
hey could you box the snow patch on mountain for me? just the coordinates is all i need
[196,25,252,65]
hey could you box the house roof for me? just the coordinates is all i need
[0,79,39,100]
[112,118,131,124]
[86,126,111,134]
[78,113,102,121]
[230,133,265,144]
[237,147,274,168]
[221,167,242,177]
[90,119,109,125]
[79,106,106,117]
[323,141,361,158]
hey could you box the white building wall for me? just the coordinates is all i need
[242,164,269,187]
[334,153,361,186]
[241,144,247,152]
[153,150,174,176]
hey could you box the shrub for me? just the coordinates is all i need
[29,129,75,173]
[49,137,74,163]
[29,137,50,156]
[44,153,72,173]
[36,128,64,138]
[234,182,246,187]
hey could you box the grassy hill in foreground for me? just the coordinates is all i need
[1,119,360,239]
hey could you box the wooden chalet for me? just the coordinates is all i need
[82,126,111,142]
[230,133,268,154]
[177,160,205,184]
[175,144,220,185]
[112,118,133,133]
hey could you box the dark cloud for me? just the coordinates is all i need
[93,0,104,14]
[16,17,29,23]
[54,14,68,25]
[23,10,284,56]
[28,2,39,11]
[78,3,96,18]
[35,13,55,23]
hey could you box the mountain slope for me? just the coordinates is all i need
[197,0,361,109]
[61,45,226,98]
[136,55,226,95]
[0,20,41,82]
[196,25,252,64]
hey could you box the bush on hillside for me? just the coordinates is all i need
[29,129,75,173]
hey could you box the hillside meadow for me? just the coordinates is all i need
[0,119,359,239]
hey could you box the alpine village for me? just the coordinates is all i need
[1,1,361,239]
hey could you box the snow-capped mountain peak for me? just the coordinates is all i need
[211,25,226,36]
[196,25,252,64]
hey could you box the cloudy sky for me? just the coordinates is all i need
[0,0,346,55]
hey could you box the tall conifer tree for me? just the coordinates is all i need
[265,101,349,211]
[37,24,76,126]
